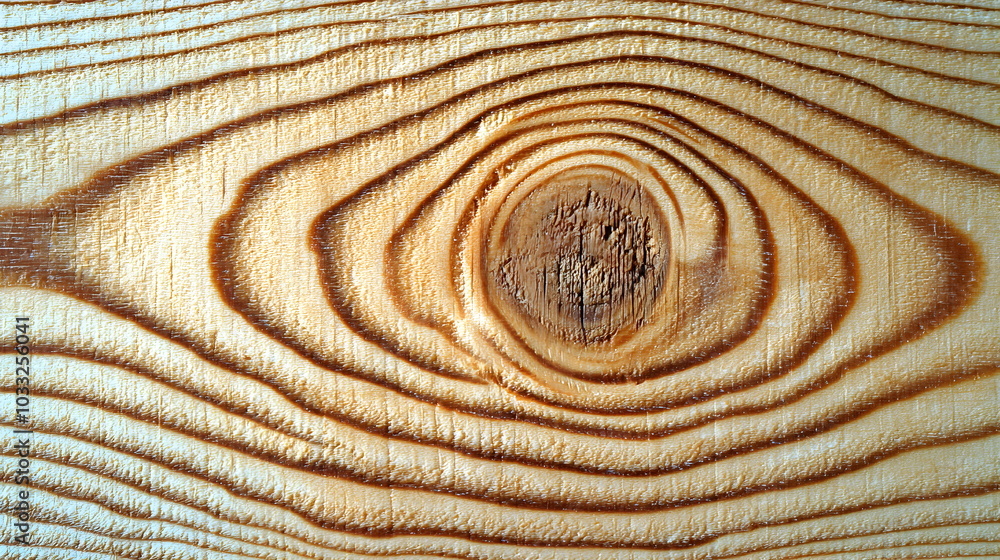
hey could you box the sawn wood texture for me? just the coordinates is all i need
[1,0,999,558]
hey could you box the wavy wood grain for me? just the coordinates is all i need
[1,1,999,558]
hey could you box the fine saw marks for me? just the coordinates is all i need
[1,1,999,559]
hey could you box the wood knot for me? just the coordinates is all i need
[491,170,668,345]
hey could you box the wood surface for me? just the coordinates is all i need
[1,0,999,558]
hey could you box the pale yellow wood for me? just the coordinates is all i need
[1,1,999,559]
